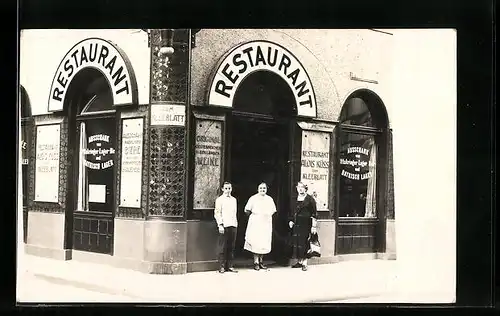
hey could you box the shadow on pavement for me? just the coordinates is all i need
[33,273,144,300]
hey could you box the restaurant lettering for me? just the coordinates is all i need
[48,38,135,112]
[35,124,61,202]
[340,145,372,180]
[347,146,369,155]
[341,169,373,181]
[21,123,29,165]
[194,120,222,209]
[208,41,317,118]
[300,131,330,209]
[21,140,28,165]
[150,104,186,126]
[195,135,220,166]
[84,133,115,170]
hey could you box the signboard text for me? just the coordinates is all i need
[208,41,317,118]
[48,38,136,112]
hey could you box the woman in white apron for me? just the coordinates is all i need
[244,182,277,270]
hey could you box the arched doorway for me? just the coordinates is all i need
[335,90,389,255]
[227,70,297,264]
[65,67,118,255]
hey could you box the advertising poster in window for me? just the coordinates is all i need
[193,119,222,209]
[300,130,330,210]
[338,134,377,218]
[119,118,144,208]
[34,124,61,202]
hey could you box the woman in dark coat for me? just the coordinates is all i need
[289,182,318,271]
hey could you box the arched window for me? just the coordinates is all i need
[338,97,379,218]
[336,90,390,255]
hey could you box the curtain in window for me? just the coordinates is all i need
[364,139,377,217]
[77,122,88,211]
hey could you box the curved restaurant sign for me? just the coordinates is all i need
[207,40,317,118]
[48,38,138,112]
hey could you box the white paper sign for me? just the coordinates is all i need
[300,130,331,210]
[193,119,222,209]
[89,184,106,203]
[119,118,143,208]
[150,103,186,126]
[35,124,61,202]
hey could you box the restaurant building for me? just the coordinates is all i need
[19,29,396,274]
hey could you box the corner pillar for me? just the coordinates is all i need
[144,29,191,274]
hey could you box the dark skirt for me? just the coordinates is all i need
[292,216,312,259]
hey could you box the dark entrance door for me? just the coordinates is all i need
[335,128,381,255]
[230,115,291,264]
[66,69,117,255]
[72,117,116,254]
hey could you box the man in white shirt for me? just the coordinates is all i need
[214,181,238,273]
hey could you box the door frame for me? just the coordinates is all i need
[68,110,119,255]
[334,124,388,255]
[225,110,298,261]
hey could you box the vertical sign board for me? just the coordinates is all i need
[193,119,222,209]
[300,130,330,210]
[120,118,144,208]
[34,124,61,202]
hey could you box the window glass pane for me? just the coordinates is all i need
[79,76,113,114]
[83,94,114,113]
[78,118,116,212]
[339,132,377,218]
[339,97,374,127]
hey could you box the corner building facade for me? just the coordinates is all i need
[20,29,396,274]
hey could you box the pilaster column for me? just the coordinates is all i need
[144,29,190,274]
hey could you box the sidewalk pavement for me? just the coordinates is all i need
[17,251,403,304]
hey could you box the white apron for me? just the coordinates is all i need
[243,194,277,254]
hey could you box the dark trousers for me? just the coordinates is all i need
[217,226,237,269]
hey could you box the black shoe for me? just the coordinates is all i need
[253,263,260,271]
[218,267,225,273]
[259,263,267,270]
[291,262,302,268]
[301,265,308,271]
[226,267,238,273]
